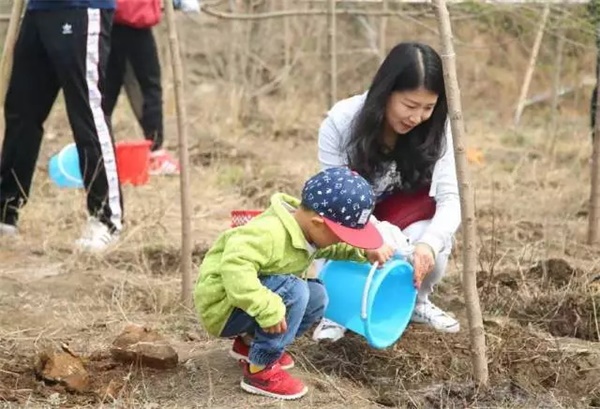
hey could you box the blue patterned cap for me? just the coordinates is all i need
[301,167,383,249]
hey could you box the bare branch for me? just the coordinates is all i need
[200,5,425,19]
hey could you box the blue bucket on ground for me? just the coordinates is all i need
[320,257,417,349]
[48,143,84,188]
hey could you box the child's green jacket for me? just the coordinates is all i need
[194,193,367,336]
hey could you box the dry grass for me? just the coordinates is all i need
[1,8,600,408]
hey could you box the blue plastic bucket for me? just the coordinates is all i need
[320,257,417,349]
[48,143,84,188]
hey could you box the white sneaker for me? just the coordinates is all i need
[0,222,18,236]
[411,300,460,333]
[312,318,346,342]
[75,218,119,252]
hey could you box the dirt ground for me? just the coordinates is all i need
[2,7,600,409]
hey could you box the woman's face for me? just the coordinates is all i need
[385,87,439,135]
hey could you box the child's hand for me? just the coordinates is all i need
[263,318,287,334]
[365,244,395,267]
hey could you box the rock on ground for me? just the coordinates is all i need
[110,324,178,369]
[35,346,90,393]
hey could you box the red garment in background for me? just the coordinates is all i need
[114,0,162,28]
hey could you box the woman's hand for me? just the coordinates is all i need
[365,244,395,267]
[263,318,288,334]
[412,243,435,288]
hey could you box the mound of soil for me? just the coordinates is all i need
[476,258,598,342]
[479,258,582,293]
[518,291,600,341]
[528,258,582,288]
[189,137,255,167]
[477,270,521,316]
[294,322,600,408]
[239,172,304,208]
[95,244,208,276]
[514,220,544,242]
[376,380,532,408]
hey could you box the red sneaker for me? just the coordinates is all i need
[229,336,294,369]
[240,362,307,400]
[149,149,180,176]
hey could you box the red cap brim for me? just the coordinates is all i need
[323,218,383,250]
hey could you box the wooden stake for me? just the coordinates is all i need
[589,103,600,244]
[283,0,291,69]
[0,0,25,137]
[164,1,193,307]
[433,0,489,387]
[227,1,240,117]
[589,22,600,245]
[548,17,565,155]
[379,0,389,61]
[513,4,550,127]
[327,0,337,107]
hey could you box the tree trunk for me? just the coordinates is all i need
[283,0,291,69]
[164,2,193,307]
[0,0,25,141]
[588,22,600,245]
[379,0,388,62]
[432,0,489,387]
[326,0,337,107]
[548,16,565,156]
[513,4,550,127]
[0,0,24,107]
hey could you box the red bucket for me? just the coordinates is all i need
[115,140,152,186]
[231,210,263,227]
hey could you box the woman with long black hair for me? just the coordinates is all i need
[313,42,462,341]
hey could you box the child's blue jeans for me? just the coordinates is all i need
[220,275,328,367]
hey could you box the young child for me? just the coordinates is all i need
[194,167,394,400]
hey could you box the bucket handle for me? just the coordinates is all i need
[360,261,379,320]
[56,143,83,185]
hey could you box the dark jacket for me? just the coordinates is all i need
[27,0,115,10]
